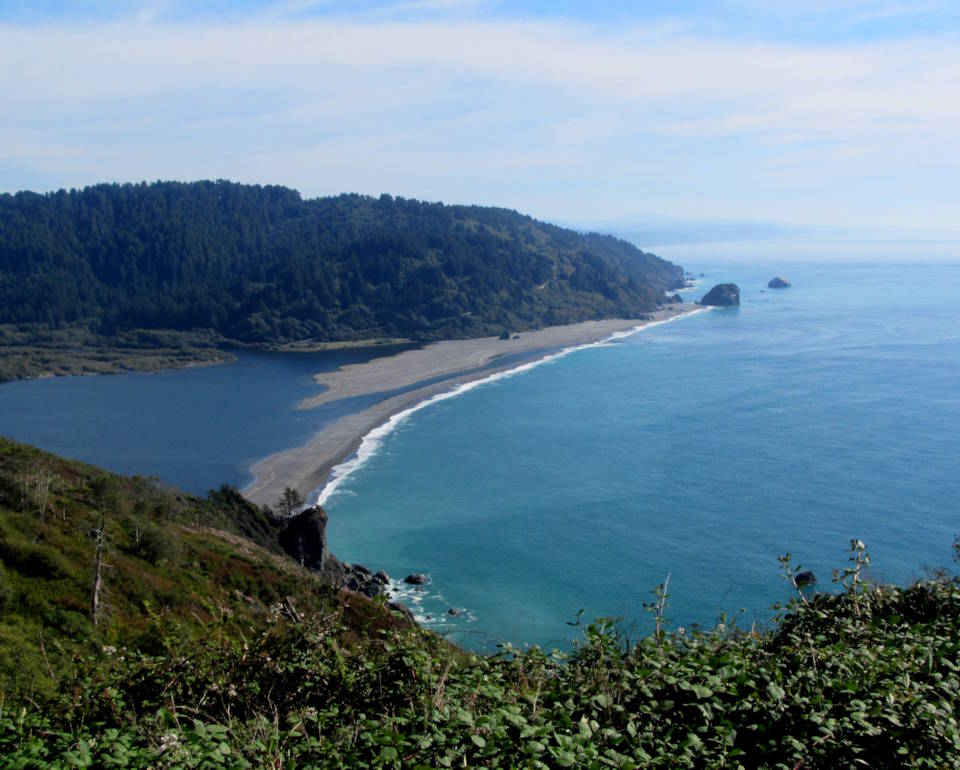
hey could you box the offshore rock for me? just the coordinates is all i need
[700,283,740,306]
[768,276,791,289]
[795,571,817,588]
[404,573,429,585]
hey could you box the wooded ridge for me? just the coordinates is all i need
[0,181,683,346]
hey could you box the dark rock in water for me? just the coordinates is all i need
[795,571,817,588]
[404,573,428,585]
[277,506,329,572]
[700,283,740,306]
[448,607,461,617]
[768,276,791,289]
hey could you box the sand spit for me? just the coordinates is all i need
[244,307,698,508]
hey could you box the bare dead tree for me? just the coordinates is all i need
[91,509,106,626]
[34,465,54,520]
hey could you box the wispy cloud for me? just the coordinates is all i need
[0,8,958,228]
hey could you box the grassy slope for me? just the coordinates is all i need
[0,438,412,699]
[0,325,233,382]
[0,437,958,768]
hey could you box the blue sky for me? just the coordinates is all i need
[2,1,959,232]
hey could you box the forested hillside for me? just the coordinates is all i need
[0,181,683,346]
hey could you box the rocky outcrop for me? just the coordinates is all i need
[325,557,390,597]
[277,506,329,572]
[277,505,393,600]
[404,573,429,585]
[700,283,740,306]
[768,276,791,289]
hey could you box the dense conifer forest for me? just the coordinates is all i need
[0,181,682,346]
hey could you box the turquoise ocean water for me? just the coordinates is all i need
[1,256,958,650]
[321,260,960,649]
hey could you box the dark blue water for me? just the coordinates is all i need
[0,345,413,494]
[322,262,960,649]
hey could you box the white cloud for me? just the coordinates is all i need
[0,15,958,227]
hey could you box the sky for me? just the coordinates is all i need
[2,1,959,232]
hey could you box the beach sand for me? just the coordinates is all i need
[243,306,698,507]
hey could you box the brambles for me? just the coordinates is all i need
[1,439,958,767]
[833,538,872,618]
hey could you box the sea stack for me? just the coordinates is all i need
[700,283,740,306]
[768,276,791,289]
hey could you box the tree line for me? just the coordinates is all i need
[0,180,684,343]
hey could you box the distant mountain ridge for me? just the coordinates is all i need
[0,180,684,345]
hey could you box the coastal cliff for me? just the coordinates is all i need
[277,504,400,602]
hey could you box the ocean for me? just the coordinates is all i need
[321,259,960,649]
[1,256,957,651]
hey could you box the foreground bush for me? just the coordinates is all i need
[2,571,958,769]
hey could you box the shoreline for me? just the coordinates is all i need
[243,306,704,508]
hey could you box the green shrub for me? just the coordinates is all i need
[121,519,175,565]
[0,622,58,701]
[0,562,11,609]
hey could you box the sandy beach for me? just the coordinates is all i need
[243,306,699,507]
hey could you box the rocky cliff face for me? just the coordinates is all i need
[277,506,408,612]
[277,506,329,572]
[700,283,740,306]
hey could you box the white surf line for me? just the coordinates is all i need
[310,308,712,508]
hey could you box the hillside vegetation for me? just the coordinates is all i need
[0,437,958,767]
[0,181,683,380]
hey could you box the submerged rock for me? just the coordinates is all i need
[700,283,740,306]
[768,276,791,289]
[448,607,461,617]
